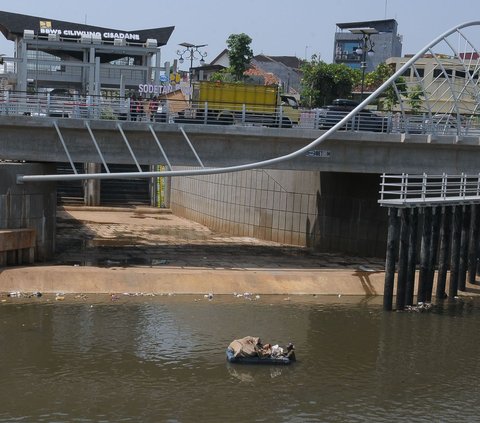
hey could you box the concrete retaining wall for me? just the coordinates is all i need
[171,169,321,246]
[0,162,57,261]
[171,169,388,257]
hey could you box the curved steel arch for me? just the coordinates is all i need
[19,21,480,183]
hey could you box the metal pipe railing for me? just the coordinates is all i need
[1,90,479,136]
[379,173,480,206]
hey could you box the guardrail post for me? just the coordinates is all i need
[421,173,427,202]
[379,173,386,203]
[401,173,407,202]
[314,108,320,129]
[441,173,447,200]
[204,102,208,125]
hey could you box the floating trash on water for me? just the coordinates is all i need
[405,302,433,312]
[104,259,121,266]
[255,295,260,300]
[358,265,376,272]
[151,259,168,266]
[55,295,65,301]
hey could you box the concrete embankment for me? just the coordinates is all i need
[2,206,388,296]
[0,265,386,296]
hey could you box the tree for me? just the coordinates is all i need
[227,33,254,81]
[300,56,359,107]
[364,63,406,111]
[209,68,234,83]
[408,84,424,114]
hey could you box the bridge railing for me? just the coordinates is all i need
[379,173,480,207]
[1,90,480,136]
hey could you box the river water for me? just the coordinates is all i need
[1,293,480,423]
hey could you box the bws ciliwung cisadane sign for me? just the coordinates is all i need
[39,20,141,41]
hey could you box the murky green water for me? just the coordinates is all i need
[1,294,480,422]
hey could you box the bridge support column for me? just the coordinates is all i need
[395,208,410,310]
[426,207,441,302]
[459,205,471,291]
[384,208,400,311]
[436,206,452,300]
[449,205,462,298]
[405,208,418,306]
[84,163,101,206]
[418,208,432,303]
[468,204,480,285]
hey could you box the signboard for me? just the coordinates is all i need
[38,20,141,41]
[306,150,331,158]
[137,82,190,97]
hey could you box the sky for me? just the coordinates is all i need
[0,0,479,72]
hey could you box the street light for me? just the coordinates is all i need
[349,28,378,100]
[176,42,207,90]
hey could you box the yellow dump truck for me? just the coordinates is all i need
[176,81,299,127]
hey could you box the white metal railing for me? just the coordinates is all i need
[1,90,479,135]
[379,173,480,207]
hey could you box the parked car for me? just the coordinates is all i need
[317,99,389,132]
[47,89,74,118]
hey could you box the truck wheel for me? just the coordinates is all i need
[217,112,234,125]
[281,117,293,128]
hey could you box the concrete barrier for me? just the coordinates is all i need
[0,228,35,266]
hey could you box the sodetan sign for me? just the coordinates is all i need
[138,83,191,97]
[138,84,178,95]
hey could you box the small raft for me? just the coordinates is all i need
[226,347,292,365]
[226,336,295,365]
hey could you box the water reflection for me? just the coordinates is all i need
[135,305,198,362]
[227,364,286,383]
[1,295,480,422]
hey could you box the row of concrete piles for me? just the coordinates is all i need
[383,204,480,311]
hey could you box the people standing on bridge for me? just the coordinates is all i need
[130,94,138,121]
[149,96,159,122]
[138,95,146,121]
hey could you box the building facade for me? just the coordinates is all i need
[386,54,479,114]
[333,19,402,72]
[0,10,174,96]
